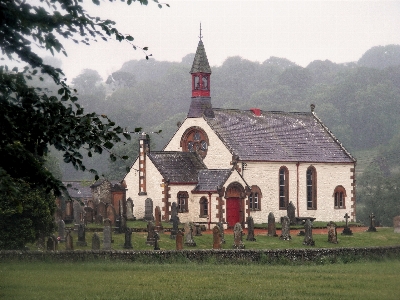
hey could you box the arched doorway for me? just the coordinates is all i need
[225,182,245,228]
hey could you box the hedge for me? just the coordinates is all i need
[1,246,400,265]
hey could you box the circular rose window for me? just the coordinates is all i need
[180,127,209,158]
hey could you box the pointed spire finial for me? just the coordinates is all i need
[199,23,203,41]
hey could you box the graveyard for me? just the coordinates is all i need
[2,215,400,300]
[20,221,399,252]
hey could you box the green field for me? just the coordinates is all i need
[1,259,400,300]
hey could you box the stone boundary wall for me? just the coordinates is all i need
[1,246,400,264]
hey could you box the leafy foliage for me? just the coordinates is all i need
[0,184,55,250]
[0,0,167,249]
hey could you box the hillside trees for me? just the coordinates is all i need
[0,0,166,249]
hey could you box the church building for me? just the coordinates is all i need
[124,36,356,228]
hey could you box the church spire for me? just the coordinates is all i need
[190,24,211,97]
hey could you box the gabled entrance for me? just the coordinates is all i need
[225,182,245,228]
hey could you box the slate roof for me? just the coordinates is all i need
[148,151,207,183]
[193,169,232,192]
[205,109,355,163]
[63,181,92,198]
[190,40,212,74]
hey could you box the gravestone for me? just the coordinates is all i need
[146,221,157,246]
[120,215,127,233]
[154,206,163,232]
[73,201,83,224]
[126,198,134,220]
[97,202,106,221]
[393,216,400,233]
[170,209,179,240]
[287,201,296,225]
[212,226,221,249]
[170,202,179,224]
[36,232,46,250]
[84,207,94,224]
[232,222,245,249]
[104,218,114,243]
[144,198,154,221]
[194,223,202,236]
[154,232,160,250]
[267,212,278,237]
[280,216,291,240]
[58,219,65,242]
[218,222,226,244]
[47,235,58,251]
[96,214,104,225]
[123,227,133,249]
[103,224,112,250]
[116,216,122,234]
[106,205,116,225]
[341,213,353,235]
[76,224,87,246]
[367,213,377,232]
[176,230,183,250]
[327,221,338,244]
[92,233,101,250]
[246,216,256,241]
[65,231,73,250]
[303,219,315,246]
[184,222,196,247]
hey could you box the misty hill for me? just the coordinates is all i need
[60,44,400,181]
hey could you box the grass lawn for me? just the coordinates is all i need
[42,227,400,251]
[1,259,400,300]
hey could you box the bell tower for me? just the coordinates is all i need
[187,24,214,118]
[190,24,211,97]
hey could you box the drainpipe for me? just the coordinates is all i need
[208,192,212,230]
[296,162,300,217]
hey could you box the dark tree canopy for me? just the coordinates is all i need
[0,0,167,249]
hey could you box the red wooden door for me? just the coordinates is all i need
[226,197,241,227]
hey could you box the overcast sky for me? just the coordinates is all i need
[56,0,400,81]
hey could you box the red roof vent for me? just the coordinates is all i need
[250,108,261,116]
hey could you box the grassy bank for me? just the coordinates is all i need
[1,259,400,299]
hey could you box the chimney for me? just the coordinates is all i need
[250,108,261,116]
[138,133,150,195]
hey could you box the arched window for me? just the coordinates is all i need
[180,126,209,158]
[248,185,262,211]
[177,191,189,213]
[306,166,317,209]
[199,197,208,218]
[333,186,346,209]
[279,166,289,209]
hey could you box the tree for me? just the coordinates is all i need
[0,0,167,249]
[358,45,400,70]
[0,184,56,250]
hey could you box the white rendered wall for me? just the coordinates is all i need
[240,162,355,223]
[124,157,164,219]
[164,117,233,169]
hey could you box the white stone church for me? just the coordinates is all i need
[124,37,356,228]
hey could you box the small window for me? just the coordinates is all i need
[177,191,189,213]
[249,192,259,210]
[333,186,346,209]
[248,185,262,211]
[306,166,317,209]
[199,197,208,218]
[279,166,289,209]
